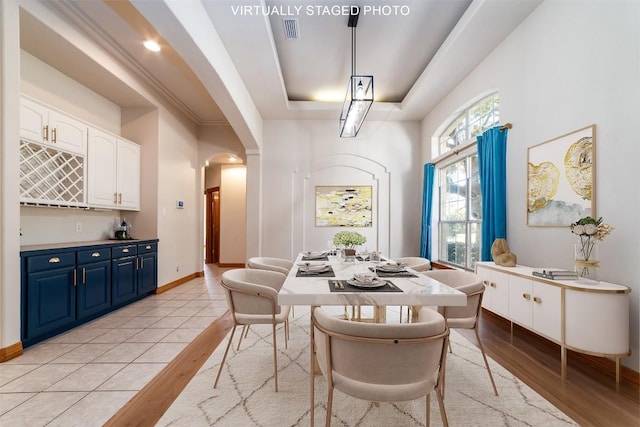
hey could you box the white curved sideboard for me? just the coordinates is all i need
[475,262,631,382]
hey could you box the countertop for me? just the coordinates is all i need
[20,238,158,254]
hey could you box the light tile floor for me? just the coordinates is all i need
[0,269,229,427]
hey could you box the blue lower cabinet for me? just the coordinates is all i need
[112,256,138,306]
[21,239,158,347]
[137,243,158,296]
[26,266,76,339]
[77,259,111,319]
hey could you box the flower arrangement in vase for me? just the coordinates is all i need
[570,216,613,278]
[333,231,366,259]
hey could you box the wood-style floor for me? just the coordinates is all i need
[107,266,639,427]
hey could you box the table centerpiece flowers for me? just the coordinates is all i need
[570,216,613,278]
[333,231,366,261]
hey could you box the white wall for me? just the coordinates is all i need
[421,0,640,371]
[21,51,121,133]
[204,164,221,190]
[156,107,201,283]
[219,164,246,264]
[1,0,23,350]
[261,119,422,262]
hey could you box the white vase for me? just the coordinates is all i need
[574,240,598,280]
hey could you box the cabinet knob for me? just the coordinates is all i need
[43,125,49,141]
[490,282,496,288]
[92,252,101,257]
[114,193,118,204]
[122,248,129,253]
[522,293,531,300]
[533,296,542,304]
[52,127,57,143]
[49,257,60,263]
[145,245,151,250]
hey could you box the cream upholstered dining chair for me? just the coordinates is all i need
[247,256,295,316]
[422,269,499,396]
[311,307,450,426]
[247,256,293,275]
[393,256,432,272]
[214,268,290,392]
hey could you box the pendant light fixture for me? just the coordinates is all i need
[339,10,373,138]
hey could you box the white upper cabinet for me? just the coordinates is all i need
[87,128,140,211]
[19,95,140,211]
[116,138,140,210]
[20,96,87,155]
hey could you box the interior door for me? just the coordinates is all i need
[205,187,220,264]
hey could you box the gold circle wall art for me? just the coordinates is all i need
[527,125,595,226]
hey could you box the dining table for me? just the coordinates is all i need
[278,252,467,319]
[278,252,467,427]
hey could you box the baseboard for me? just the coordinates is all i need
[218,263,244,268]
[156,272,202,294]
[0,341,23,362]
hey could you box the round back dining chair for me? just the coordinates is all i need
[247,257,295,316]
[394,256,431,272]
[422,269,498,396]
[311,307,450,426]
[247,257,293,275]
[214,268,290,392]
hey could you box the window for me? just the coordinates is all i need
[435,93,499,269]
[439,155,481,269]
[438,93,500,156]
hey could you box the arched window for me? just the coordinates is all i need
[438,93,500,156]
[434,93,499,269]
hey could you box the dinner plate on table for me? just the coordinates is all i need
[347,278,386,288]
[377,264,405,273]
[298,263,330,273]
[302,251,327,260]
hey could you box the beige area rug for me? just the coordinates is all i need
[157,307,578,426]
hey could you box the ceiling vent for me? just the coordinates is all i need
[283,18,300,40]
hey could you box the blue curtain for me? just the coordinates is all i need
[477,126,508,261]
[419,163,436,259]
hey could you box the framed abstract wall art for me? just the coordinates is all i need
[527,125,595,226]
[315,186,372,227]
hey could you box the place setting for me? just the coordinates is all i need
[296,262,335,277]
[301,251,330,261]
[328,272,402,293]
[369,262,418,278]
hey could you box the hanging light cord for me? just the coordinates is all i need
[351,25,356,76]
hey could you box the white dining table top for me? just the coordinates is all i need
[278,254,467,307]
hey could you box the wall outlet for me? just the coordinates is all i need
[75,222,82,233]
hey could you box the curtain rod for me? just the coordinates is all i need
[433,123,513,164]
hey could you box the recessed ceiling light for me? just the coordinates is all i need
[143,39,161,52]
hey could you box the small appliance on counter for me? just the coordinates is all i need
[113,218,133,240]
